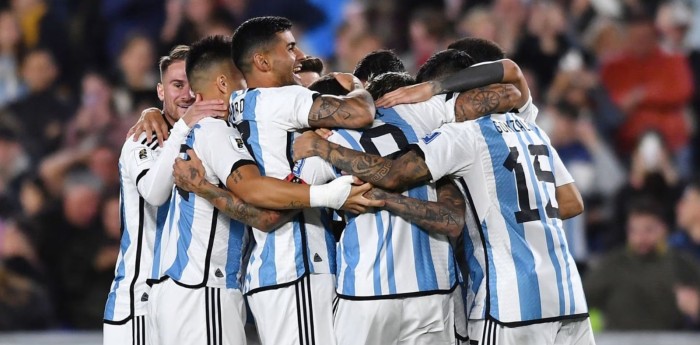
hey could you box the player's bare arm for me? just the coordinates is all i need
[376,59,529,112]
[556,182,584,219]
[293,131,431,191]
[127,96,228,146]
[453,84,521,122]
[174,149,383,214]
[307,73,375,129]
[366,178,465,238]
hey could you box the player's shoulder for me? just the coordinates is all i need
[120,132,155,154]
[263,84,316,98]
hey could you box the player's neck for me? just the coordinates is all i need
[198,88,226,103]
[243,74,279,89]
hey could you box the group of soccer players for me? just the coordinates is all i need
[104,15,595,345]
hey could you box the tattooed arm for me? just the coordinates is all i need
[293,131,432,191]
[307,73,375,129]
[366,178,465,238]
[453,84,521,122]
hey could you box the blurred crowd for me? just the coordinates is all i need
[0,0,700,333]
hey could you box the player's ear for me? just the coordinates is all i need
[253,52,271,72]
[156,83,165,102]
[217,75,228,94]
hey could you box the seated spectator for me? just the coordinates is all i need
[670,178,700,260]
[585,199,700,330]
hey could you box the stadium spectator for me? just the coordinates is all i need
[63,71,117,149]
[0,9,26,107]
[112,34,159,117]
[670,178,700,261]
[585,198,700,330]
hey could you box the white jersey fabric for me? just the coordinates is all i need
[228,86,336,294]
[159,117,253,289]
[104,118,190,325]
[416,114,587,325]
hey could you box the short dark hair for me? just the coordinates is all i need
[448,37,506,63]
[308,74,349,96]
[159,45,190,80]
[298,56,324,74]
[627,197,668,225]
[186,36,232,92]
[366,72,416,100]
[416,49,474,83]
[231,16,293,74]
[353,50,405,82]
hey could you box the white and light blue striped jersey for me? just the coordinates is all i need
[159,117,253,290]
[105,132,171,323]
[416,114,587,324]
[228,86,335,294]
[298,119,458,298]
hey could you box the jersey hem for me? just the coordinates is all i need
[244,272,308,296]
[483,313,589,327]
[336,282,458,301]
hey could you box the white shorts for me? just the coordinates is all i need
[334,293,455,345]
[150,279,246,345]
[104,315,148,345]
[467,318,596,345]
[247,274,336,345]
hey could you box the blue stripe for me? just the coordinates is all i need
[511,114,565,316]
[226,220,246,289]
[165,129,198,281]
[385,214,396,294]
[464,226,484,297]
[151,202,169,279]
[258,233,277,286]
[320,209,337,274]
[532,125,576,314]
[373,212,385,295]
[293,217,307,275]
[335,129,363,151]
[377,108,419,142]
[480,220,499,319]
[241,89,265,175]
[408,185,438,291]
[341,214,359,295]
[477,117,541,320]
[166,188,177,236]
[336,241,342,284]
[448,238,456,285]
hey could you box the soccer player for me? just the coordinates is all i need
[103,45,229,345]
[303,75,465,345]
[296,56,324,87]
[352,49,406,85]
[294,62,594,345]
[151,35,376,345]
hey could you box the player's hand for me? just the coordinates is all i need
[314,128,333,139]
[332,72,363,91]
[173,149,207,193]
[128,107,168,147]
[182,94,228,127]
[342,181,385,214]
[375,82,435,108]
[293,130,323,161]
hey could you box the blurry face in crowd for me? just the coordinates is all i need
[0,11,20,50]
[626,22,657,56]
[20,180,45,216]
[63,185,101,228]
[677,187,700,229]
[89,147,119,187]
[267,31,305,86]
[627,213,668,256]
[120,37,155,81]
[157,60,194,122]
[21,50,58,92]
[186,0,215,25]
[81,73,112,108]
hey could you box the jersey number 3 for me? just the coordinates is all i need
[503,144,559,223]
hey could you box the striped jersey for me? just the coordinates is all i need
[416,114,588,324]
[105,132,172,322]
[228,86,335,294]
[159,117,253,290]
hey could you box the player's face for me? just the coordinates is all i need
[268,31,306,86]
[159,60,194,121]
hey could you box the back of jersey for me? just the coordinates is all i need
[229,86,335,294]
[463,114,587,324]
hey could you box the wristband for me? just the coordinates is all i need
[440,62,504,93]
[309,175,354,209]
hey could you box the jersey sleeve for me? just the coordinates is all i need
[551,146,575,186]
[514,95,538,123]
[135,119,190,206]
[273,85,319,130]
[195,120,256,183]
[415,122,476,182]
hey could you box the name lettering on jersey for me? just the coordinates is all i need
[231,98,245,117]
[133,147,153,166]
[492,118,532,134]
[421,132,441,144]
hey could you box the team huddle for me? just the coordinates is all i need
[103,16,595,345]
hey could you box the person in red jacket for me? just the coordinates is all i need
[601,13,693,154]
